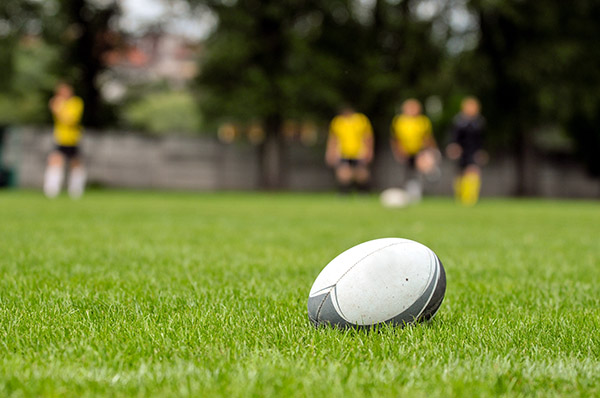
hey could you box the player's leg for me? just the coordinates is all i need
[453,175,463,202]
[459,164,481,206]
[335,161,353,194]
[416,149,441,181]
[354,163,370,192]
[67,150,86,199]
[404,156,422,202]
[453,156,466,202]
[43,150,65,198]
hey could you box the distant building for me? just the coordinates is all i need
[100,30,202,101]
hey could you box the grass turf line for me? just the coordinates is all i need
[0,191,599,397]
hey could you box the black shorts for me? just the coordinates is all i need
[459,152,477,170]
[55,145,80,159]
[407,155,417,170]
[339,158,364,168]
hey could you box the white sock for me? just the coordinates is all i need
[44,166,63,198]
[68,167,86,199]
[405,179,423,203]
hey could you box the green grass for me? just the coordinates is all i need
[0,191,599,397]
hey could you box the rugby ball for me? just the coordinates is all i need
[380,188,411,208]
[307,238,446,328]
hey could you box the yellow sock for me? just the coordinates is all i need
[460,173,481,206]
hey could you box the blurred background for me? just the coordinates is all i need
[1,0,599,197]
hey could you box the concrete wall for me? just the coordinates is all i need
[3,127,599,198]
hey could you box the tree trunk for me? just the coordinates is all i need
[66,0,116,127]
[254,2,287,190]
[258,115,287,190]
[515,128,537,196]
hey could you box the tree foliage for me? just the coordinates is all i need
[0,1,50,124]
[2,0,600,183]
[197,0,443,127]
[456,0,600,178]
[195,0,445,187]
[195,0,600,187]
[0,0,119,126]
[43,0,120,127]
[0,0,40,90]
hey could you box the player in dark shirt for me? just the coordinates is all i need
[446,97,486,206]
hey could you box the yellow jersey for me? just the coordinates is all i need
[329,113,373,159]
[391,114,432,155]
[53,96,84,147]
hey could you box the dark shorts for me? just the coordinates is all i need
[55,145,80,160]
[407,155,417,170]
[338,158,365,168]
[459,152,477,171]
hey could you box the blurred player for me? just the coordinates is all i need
[44,82,86,198]
[446,96,486,206]
[390,98,438,201]
[326,106,374,193]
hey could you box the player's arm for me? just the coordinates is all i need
[425,134,437,149]
[445,117,463,160]
[49,96,64,116]
[363,135,373,164]
[390,119,407,162]
[325,132,340,167]
[473,117,488,165]
[362,118,374,164]
[424,119,437,149]
[389,117,404,162]
[390,136,408,163]
[446,143,462,160]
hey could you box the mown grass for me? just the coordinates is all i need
[0,190,598,397]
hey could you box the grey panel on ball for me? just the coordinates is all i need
[307,293,327,326]
[386,256,440,326]
[318,290,351,328]
[419,256,446,321]
[308,289,350,328]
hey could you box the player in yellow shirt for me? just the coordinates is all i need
[326,106,374,193]
[44,83,86,198]
[390,98,438,201]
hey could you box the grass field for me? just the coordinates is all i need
[0,191,599,397]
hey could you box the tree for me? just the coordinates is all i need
[0,1,40,90]
[346,0,445,176]
[196,0,600,191]
[457,0,600,193]
[0,1,57,125]
[195,0,444,188]
[196,0,346,188]
[0,0,120,127]
[44,0,120,127]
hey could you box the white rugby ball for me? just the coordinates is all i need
[308,238,446,328]
[380,188,411,208]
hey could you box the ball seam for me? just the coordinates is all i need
[315,242,409,323]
